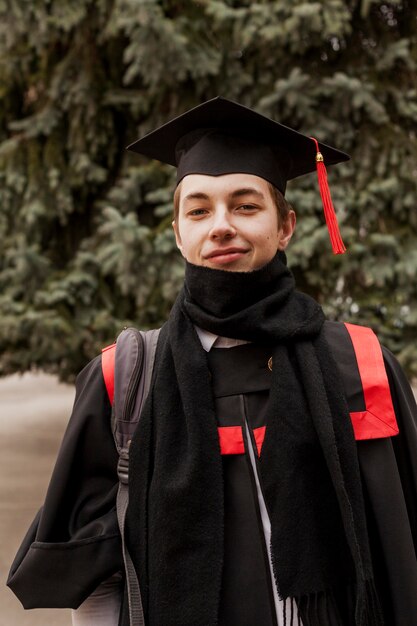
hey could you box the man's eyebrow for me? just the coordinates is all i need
[183,188,265,203]
[183,192,210,203]
[229,188,265,200]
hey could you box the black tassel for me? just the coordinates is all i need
[305,596,310,626]
[362,579,384,626]
[297,583,384,626]
[325,590,332,624]
[294,595,302,626]
[315,592,321,626]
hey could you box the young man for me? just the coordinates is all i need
[8,97,417,626]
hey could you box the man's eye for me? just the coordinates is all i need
[189,208,207,216]
[238,204,257,211]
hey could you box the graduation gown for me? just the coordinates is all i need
[7,321,417,625]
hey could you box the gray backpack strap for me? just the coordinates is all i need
[112,327,160,626]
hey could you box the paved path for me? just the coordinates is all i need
[1,373,74,626]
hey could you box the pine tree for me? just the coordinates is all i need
[0,0,416,381]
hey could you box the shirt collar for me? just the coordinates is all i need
[194,326,218,352]
[194,326,250,352]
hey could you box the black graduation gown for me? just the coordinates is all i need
[7,321,417,625]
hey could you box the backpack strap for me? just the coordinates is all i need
[102,327,160,626]
[344,322,399,440]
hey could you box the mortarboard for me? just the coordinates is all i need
[127,97,350,254]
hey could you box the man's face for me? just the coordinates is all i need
[173,173,296,271]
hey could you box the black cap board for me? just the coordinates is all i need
[126,96,350,195]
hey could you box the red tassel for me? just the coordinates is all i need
[311,137,346,255]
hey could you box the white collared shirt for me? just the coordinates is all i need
[194,326,250,351]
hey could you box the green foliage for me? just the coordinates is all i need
[0,0,416,380]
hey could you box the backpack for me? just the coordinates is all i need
[101,327,160,626]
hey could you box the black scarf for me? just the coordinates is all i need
[127,252,383,626]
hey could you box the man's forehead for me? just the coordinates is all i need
[180,173,269,199]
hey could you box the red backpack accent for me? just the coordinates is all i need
[344,323,399,440]
[101,343,116,406]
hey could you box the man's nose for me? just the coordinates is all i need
[209,208,236,239]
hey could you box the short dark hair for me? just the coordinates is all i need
[173,179,292,226]
[266,181,292,226]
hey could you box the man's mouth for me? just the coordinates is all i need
[204,247,249,264]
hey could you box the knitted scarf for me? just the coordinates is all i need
[127,252,383,626]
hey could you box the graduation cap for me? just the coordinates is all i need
[127,96,350,254]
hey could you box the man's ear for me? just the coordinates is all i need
[172,220,184,255]
[277,210,296,251]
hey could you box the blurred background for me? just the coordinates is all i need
[1,0,416,623]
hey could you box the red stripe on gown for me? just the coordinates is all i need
[344,322,399,439]
[218,426,245,454]
[253,426,266,456]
